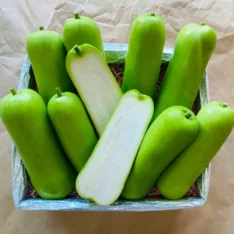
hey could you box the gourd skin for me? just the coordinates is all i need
[122,13,166,100]
[0,89,76,199]
[156,102,234,200]
[122,106,198,200]
[152,23,217,121]
[26,28,75,104]
[63,13,105,56]
[48,90,98,172]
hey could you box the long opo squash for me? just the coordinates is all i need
[156,101,234,200]
[76,90,154,205]
[48,88,98,172]
[26,26,75,104]
[121,106,198,200]
[121,13,166,100]
[63,13,105,56]
[0,89,76,199]
[152,23,217,121]
[66,44,122,135]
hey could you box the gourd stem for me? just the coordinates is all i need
[150,13,155,16]
[56,87,62,97]
[74,13,80,19]
[220,102,228,108]
[138,94,146,100]
[10,88,17,96]
[200,22,206,26]
[74,45,81,55]
[39,26,44,31]
[184,111,193,119]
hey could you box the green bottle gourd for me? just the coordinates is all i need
[26,26,75,104]
[122,13,166,100]
[156,101,234,200]
[0,89,76,199]
[48,88,98,172]
[152,23,217,121]
[121,106,198,200]
[63,13,105,56]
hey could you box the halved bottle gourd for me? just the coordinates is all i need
[66,44,122,135]
[76,90,154,205]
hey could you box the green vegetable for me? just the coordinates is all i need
[122,13,166,100]
[152,23,217,120]
[156,101,234,200]
[0,89,76,199]
[26,26,74,104]
[66,44,122,135]
[63,13,105,56]
[122,106,198,200]
[76,90,154,205]
[48,88,98,172]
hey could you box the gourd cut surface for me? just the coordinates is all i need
[76,90,153,205]
[66,44,122,135]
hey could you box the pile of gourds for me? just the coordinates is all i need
[1,13,233,206]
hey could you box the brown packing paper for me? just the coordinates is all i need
[0,0,233,233]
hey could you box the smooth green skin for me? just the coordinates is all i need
[156,101,234,200]
[0,89,76,199]
[152,23,217,121]
[121,106,198,200]
[122,13,166,100]
[63,13,105,56]
[48,91,98,173]
[26,28,75,104]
